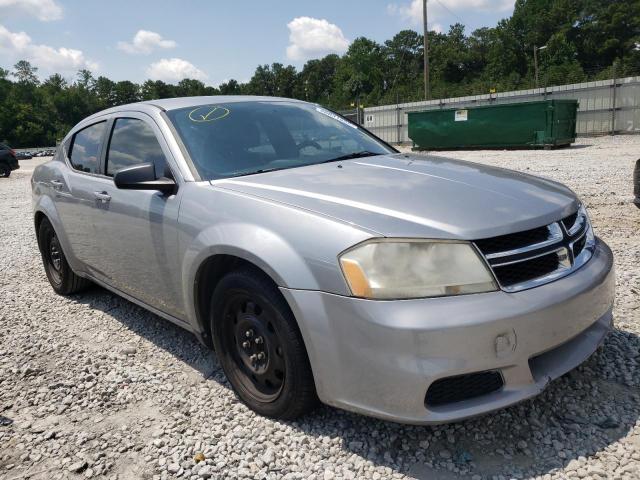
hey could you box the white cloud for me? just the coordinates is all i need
[146,58,207,83]
[387,0,513,27]
[117,30,176,55]
[0,0,62,21]
[0,25,97,75]
[286,17,349,62]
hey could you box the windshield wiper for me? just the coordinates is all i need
[225,151,383,178]
[226,167,281,178]
[320,151,382,164]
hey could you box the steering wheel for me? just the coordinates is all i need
[297,140,322,151]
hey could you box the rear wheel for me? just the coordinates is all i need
[0,164,10,178]
[37,218,90,295]
[211,268,318,419]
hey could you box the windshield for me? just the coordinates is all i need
[165,101,394,180]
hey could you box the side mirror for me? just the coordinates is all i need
[113,163,176,194]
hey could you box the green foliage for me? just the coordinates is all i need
[1,1,636,147]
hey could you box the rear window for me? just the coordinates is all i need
[70,122,106,174]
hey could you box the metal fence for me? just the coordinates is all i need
[362,76,640,144]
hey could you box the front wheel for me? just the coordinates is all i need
[37,218,90,295]
[0,164,10,177]
[211,268,318,419]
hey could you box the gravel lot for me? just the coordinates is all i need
[1,135,639,480]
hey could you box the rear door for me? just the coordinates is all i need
[54,120,110,269]
[89,113,185,319]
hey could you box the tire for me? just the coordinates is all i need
[37,218,90,295]
[211,267,318,419]
[0,164,10,178]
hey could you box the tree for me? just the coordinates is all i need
[76,69,95,90]
[42,74,67,92]
[383,30,423,97]
[333,37,385,106]
[113,81,140,105]
[94,76,117,108]
[12,60,39,84]
[297,55,340,103]
[176,78,207,97]
[572,0,640,72]
[271,63,298,98]
[218,79,242,95]
[247,65,276,96]
[141,79,175,100]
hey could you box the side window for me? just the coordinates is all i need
[106,118,167,177]
[69,122,106,174]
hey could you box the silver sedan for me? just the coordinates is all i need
[32,96,615,424]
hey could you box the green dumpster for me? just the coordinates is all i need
[408,99,578,150]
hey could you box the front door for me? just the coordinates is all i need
[89,114,185,319]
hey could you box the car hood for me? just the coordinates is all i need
[211,153,578,239]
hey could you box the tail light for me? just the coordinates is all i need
[9,149,16,157]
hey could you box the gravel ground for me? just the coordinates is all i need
[1,135,639,480]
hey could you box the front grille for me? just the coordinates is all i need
[474,225,550,255]
[492,251,561,287]
[474,207,595,292]
[573,234,587,257]
[562,212,578,231]
[425,371,504,407]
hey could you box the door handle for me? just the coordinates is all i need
[51,179,64,191]
[94,191,111,204]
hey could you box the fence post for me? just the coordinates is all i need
[396,92,401,144]
[611,63,618,135]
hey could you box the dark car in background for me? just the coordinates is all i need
[0,143,20,177]
[16,151,33,160]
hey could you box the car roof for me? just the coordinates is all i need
[80,96,309,124]
[139,95,305,112]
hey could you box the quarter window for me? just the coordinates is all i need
[106,118,167,177]
[69,122,106,174]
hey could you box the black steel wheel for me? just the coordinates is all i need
[0,164,10,178]
[37,218,90,295]
[211,267,318,419]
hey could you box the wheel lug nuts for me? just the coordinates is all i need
[257,352,265,361]
[255,336,263,345]
[245,329,254,338]
[242,341,250,349]
[249,354,257,363]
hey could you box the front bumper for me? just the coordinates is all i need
[281,238,615,424]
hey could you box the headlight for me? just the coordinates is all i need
[339,239,498,300]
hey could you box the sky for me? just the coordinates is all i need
[0,0,515,86]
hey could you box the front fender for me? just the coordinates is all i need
[181,221,319,325]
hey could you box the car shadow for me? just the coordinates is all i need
[73,284,639,480]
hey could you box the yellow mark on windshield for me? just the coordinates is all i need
[188,106,230,123]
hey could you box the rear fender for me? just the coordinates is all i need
[32,190,85,274]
